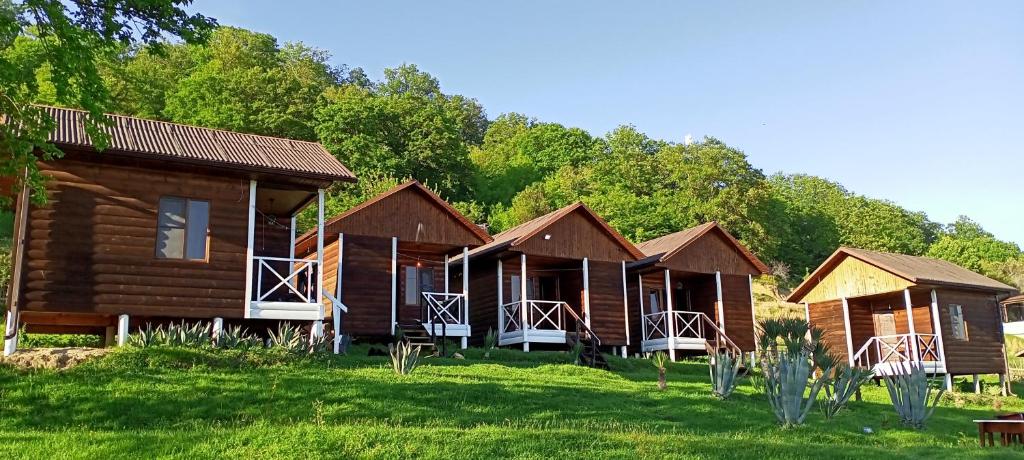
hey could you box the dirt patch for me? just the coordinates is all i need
[1,347,111,370]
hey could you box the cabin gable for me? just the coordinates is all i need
[801,255,915,304]
[659,230,762,275]
[513,209,636,262]
[326,187,484,247]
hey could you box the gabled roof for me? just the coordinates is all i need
[788,247,1017,303]
[36,105,356,182]
[295,180,491,253]
[1000,294,1024,305]
[464,202,645,260]
[630,222,769,274]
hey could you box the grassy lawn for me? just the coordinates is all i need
[1,345,1023,459]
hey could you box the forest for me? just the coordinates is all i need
[4,24,1022,289]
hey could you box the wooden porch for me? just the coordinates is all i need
[841,289,948,376]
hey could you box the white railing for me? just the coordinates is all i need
[500,300,568,333]
[253,256,320,303]
[851,333,942,368]
[422,292,466,325]
[642,311,706,341]
[324,289,348,354]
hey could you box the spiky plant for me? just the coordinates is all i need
[218,325,260,350]
[569,340,585,365]
[129,323,160,348]
[165,321,210,347]
[483,328,497,359]
[268,322,305,352]
[821,364,874,419]
[709,348,743,399]
[882,362,945,429]
[388,341,421,375]
[652,351,668,390]
[757,318,836,427]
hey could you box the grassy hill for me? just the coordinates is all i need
[1,345,1023,459]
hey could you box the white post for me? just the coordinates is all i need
[311,320,324,341]
[715,271,725,332]
[462,246,469,328]
[497,260,504,333]
[929,289,948,373]
[212,317,223,344]
[444,255,450,294]
[391,237,398,336]
[973,374,980,394]
[117,314,129,346]
[904,288,919,361]
[1000,373,1008,396]
[638,274,646,344]
[582,257,591,327]
[748,274,756,353]
[841,297,854,366]
[620,346,627,359]
[289,216,296,260]
[622,261,630,347]
[803,302,810,323]
[3,311,18,356]
[664,269,676,361]
[316,189,325,319]
[334,233,344,354]
[243,180,257,318]
[521,253,528,351]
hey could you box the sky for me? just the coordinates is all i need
[191,0,1024,246]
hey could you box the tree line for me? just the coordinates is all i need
[3,14,1021,289]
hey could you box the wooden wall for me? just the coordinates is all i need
[514,210,635,263]
[587,260,627,346]
[809,299,852,362]
[800,256,914,304]
[662,231,761,276]
[936,289,1006,375]
[336,234,393,337]
[21,159,252,322]
[720,274,755,352]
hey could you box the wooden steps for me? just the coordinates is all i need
[396,322,436,350]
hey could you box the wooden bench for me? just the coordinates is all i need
[975,418,1024,446]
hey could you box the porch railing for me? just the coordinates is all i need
[642,310,741,357]
[421,292,466,325]
[851,333,942,369]
[499,300,568,333]
[253,256,320,304]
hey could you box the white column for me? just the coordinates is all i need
[462,246,469,328]
[117,314,129,346]
[3,311,18,356]
[638,274,646,345]
[621,261,630,347]
[243,180,257,318]
[444,254,450,293]
[391,237,398,336]
[841,297,854,366]
[748,274,756,353]
[803,302,810,323]
[973,374,981,394]
[582,257,591,327]
[904,288,919,361]
[930,289,951,390]
[664,269,676,361]
[311,320,324,340]
[497,260,504,333]
[715,271,725,332]
[336,233,344,300]
[289,217,296,260]
[212,317,223,344]
[521,254,528,351]
[316,189,325,319]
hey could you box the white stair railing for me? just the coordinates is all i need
[254,256,320,303]
[323,289,348,354]
[422,292,465,325]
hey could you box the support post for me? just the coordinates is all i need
[334,233,344,354]
[748,274,756,353]
[803,302,810,323]
[1000,373,1008,396]
[212,317,223,345]
[117,314,129,346]
[664,269,676,361]
[520,253,528,350]
[929,289,948,373]
[973,374,980,394]
[841,297,854,366]
[638,274,646,345]
[4,171,30,356]
[3,311,17,356]
[622,261,630,346]
[582,257,591,327]
[715,271,725,332]
[391,237,398,336]
[243,180,257,318]
[316,189,325,319]
[444,254,449,293]
[497,260,504,333]
[944,374,953,392]
[104,326,116,347]
[904,288,919,361]
[462,246,469,329]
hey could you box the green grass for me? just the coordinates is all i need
[1,346,1023,459]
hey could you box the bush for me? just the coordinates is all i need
[388,341,420,375]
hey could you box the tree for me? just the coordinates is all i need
[926,216,1022,278]
[0,0,216,201]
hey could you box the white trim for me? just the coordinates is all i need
[749,274,756,351]
[622,261,630,346]
[930,289,950,389]
[289,216,296,261]
[336,233,344,301]
[212,317,223,343]
[462,246,470,330]
[311,320,324,339]
[391,236,398,336]
[117,314,129,346]
[664,269,675,361]
[316,189,325,319]
[521,254,528,349]
[715,271,725,332]
[243,180,257,318]
[582,257,591,327]
[444,255,450,293]
[804,302,810,323]
[497,260,504,333]
[638,273,646,346]
[904,288,919,360]
[841,297,853,366]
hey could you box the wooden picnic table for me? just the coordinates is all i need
[975,419,1024,446]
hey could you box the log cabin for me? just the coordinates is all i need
[787,247,1018,390]
[292,180,491,350]
[2,106,356,355]
[458,202,644,357]
[626,222,769,361]
[1001,294,1024,338]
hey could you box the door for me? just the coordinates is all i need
[872,311,901,361]
[401,265,434,322]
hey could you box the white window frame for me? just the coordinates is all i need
[155,196,210,261]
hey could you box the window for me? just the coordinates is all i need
[1006,303,1024,323]
[648,289,662,314]
[949,304,967,340]
[156,197,209,260]
[404,266,434,306]
[510,275,521,302]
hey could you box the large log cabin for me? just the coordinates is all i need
[293,180,491,349]
[787,247,1018,390]
[458,203,644,356]
[3,106,356,355]
[626,222,769,361]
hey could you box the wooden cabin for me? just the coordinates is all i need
[3,106,355,355]
[460,203,644,356]
[1001,294,1024,338]
[788,247,1018,390]
[293,181,491,349]
[626,222,769,360]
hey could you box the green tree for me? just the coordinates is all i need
[926,216,1022,277]
[0,0,215,201]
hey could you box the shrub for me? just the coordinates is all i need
[882,362,945,429]
[217,325,261,350]
[483,328,497,359]
[821,364,873,419]
[652,351,668,390]
[758,318,834,427]
[389,341,420,375]
[709,349,742,399]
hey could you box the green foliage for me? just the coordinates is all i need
[129,321,211,348]
[820,365,874,419]
[757,318,836,426]
[388,341,420,375]
[708,349,742,399]
[483,327,497,359]
[216,325,261,350]
[652,351,668,390]
[881,363,945,429]
[926,216,1023,284]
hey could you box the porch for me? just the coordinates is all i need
[843,289,947,376]
[635,268,739,359]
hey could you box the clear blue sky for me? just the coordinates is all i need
[192,0,1024,246]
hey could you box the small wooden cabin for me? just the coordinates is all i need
[627,222,769,360]
[1000,294,1024,338]
[788,247,1018,389]
[3,106,355,355]
[460,203,644,355]
[293,181,492,348]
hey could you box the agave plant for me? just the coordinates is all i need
[389,341,421,375]
[218,325,261,349]
[709,348,742,399]
[821,364,874,419]
[483,328,497,359]
[652,351,668,390]
[166,321,211,347]
[882,362,945,429]
[268,322,306,352]
[129,323,161,348]
[757,318,835,427]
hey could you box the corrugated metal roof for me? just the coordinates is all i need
[39,105,356,182]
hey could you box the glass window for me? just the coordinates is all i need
[1006,304,1024,323]
[156,196,209,260]
[510,275,521,302]
[949,304,967,340]
[404,266,418,305]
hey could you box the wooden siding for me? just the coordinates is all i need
[720,274,755,352]
[468,258,499,343]
[337,234,392,337]
[514,211,635,262]
[587,260,627,345]
[808,299,853,362]
[661,231,761,276]
[936,289,1006,375]
[21,159,252,321]
[325,187,483,248]
[802,256,914,304]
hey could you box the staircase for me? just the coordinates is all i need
[396,322,436,351]
[565,309,609,370]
